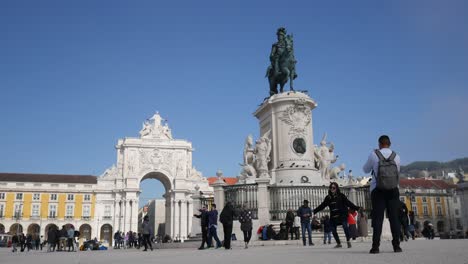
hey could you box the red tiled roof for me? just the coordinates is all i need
[0,172,97,184]
[399,178,456,189]
[207,177,238,185]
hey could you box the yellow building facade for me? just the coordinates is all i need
[399,178,462,234]
[0,173,97,240]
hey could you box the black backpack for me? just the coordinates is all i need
[375,150,399,190]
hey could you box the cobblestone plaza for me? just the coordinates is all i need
[1,240,467,264]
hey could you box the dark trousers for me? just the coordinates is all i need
[200,227,208,248]
[143,234,152,250]
[208,226,222,248]
[330,219,350,244]
[223,223,233,249]
[243,229,252,243]
[371,188,401,248]
[67,238,74,251]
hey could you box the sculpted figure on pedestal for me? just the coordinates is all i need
[139,121,152,137]
[239,135,257,182]
[254,130,272,178]
[329,164,346,180]
[314,133,338,181]
[266,27,297,95]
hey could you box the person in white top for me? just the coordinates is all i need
[293,215,301,240]
[363,135,402,254]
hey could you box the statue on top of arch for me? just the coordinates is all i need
[139,112,173,139]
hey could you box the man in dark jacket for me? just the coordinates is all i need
[399,201,410,241]
[47,228,57,252]
[207,204,222,248]
[220,202,236,249]
[194,206,209,250]
[314,182,361,248]
[297,200,314,246]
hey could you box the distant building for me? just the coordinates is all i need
[399,178,461,234]
[457,181,468,234]
[138,199,166,237]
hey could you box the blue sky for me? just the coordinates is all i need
[1,1,467,204]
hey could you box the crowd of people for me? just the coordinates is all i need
[11,225,79,253]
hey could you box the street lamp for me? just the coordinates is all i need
[15,203,23,235]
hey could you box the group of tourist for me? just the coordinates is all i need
[10,233,44,252]
[11,225,78,253]
[113,230,144,249]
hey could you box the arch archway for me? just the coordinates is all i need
[0,223,5,234]
[437,221,445,233]
[139,171,172,238]
[44,224,58,240]
[9,223,23,235]
[79,224,92,240]
[27,223,40,239]
[100,224,113,246]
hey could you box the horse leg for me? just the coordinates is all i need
[290,70,295,91]
[269,75,277,96]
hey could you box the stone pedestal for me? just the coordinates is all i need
[256,178,271,226]
[254,92,323,185]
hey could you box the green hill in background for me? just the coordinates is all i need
[401,157,468,178]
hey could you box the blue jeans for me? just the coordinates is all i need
[330,219,350,244]
[323,232,332,243]
[301,222,312,245]
[208,225,222,248]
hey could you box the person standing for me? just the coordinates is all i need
[59,226,68,251]
[357,209,368,241]
[194,206,209,250]
[220,202,236,249]
[297,200,314,246]
[348,209,358,240]
[363,135,402,254]
[313,182,361,248]
[67,226,75,252]
[207,204,222,248]
[408,211,416,240]
[285,209,295,240]
[399,201,410,241]
[322,215,332,244]
[293,214,301,240]
[238,203,253,249]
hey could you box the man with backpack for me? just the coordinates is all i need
[363,135,402,254]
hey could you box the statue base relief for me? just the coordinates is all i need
[254,91,325,186]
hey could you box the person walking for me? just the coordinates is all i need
[313,182,361,248]
[220,202,236,249]
[322,215,332,244]
[207,204,222,249]
[141,215,153,251]
[363,135,402,254]
[194,206,209,250]
[297,200,314,246]
[357,209,368,241]
[238,203,253,249]
[11,234,19,252]
[285,209,295,240]
[47,228,57,252]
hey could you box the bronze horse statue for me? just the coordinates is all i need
[266,34,297,96]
